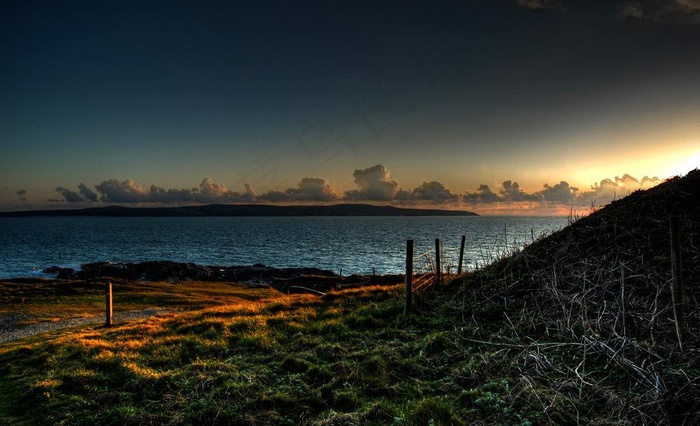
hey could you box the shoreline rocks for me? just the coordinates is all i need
[42,261,404,292]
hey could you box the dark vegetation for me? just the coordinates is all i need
[0,170,698,425]
[456,169,700,424]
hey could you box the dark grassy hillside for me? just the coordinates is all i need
[452,169,700,423]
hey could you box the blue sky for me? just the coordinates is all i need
[1,0,699,214]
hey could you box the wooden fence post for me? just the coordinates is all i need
[435,238,441,285]
[457,235,466,275]
[105,281,113,327]
[670,217,684,351]
[404,240,414,316]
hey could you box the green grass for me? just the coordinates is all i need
[0,283,546,425]
[0,279,278,325]
[2,270,698,425]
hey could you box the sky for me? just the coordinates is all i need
[1,0,699,215]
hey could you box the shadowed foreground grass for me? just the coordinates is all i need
[0,284,546,426]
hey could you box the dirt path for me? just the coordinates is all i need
[0,308,176,344]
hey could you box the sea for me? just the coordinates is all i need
[0,216,568,279]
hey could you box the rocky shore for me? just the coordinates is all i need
[43,261,404,293]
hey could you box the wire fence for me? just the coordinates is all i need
[407,237,467,299]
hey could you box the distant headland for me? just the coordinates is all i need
[0,204,477,217]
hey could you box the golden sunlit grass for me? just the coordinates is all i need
[4,284,473,425]
[0,280,106,322]
[0,278,280,326]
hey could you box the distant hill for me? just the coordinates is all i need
[0,203,477,217]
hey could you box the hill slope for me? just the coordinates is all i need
[454,169,700,423]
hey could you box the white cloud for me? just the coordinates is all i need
[408,181,459,203]
[537,181,579,202]
[95,179,148,203]
[286,177,338,202]
[50,170,663,212]
[344,164,399,201]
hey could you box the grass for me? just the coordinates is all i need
[0,283,546,425]
[2,266,698,424]
[0,279,278,325]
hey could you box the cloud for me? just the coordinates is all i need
[195,177,246,203]
[463,180,540,204]
[461,174,660,211]
[285,177,338,202]
[343,165,458,203]
[515,0,565,13]
[501,180,540,202]
[256,190,288,203]
[244,183,256,200]
[580,174,660,205]
[463,184,503,204]
[45,170,663,214]
[675,0,700,22]
[192,178,240,203]
[53,183,99,203]
[61,176,341,205]
[618,3,651,20]
[344,164,399,201]
[677,0,700,10]
[78,183,98,202]
[93,178,258,204]
[537,181,579,203]
[616,0,700,23]
[55,187,86,203]
[148,185,195,204]
[405,181,459,203]
[95,179,149,203]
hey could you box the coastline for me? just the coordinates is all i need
[4,261,405,291]
[0,203,477,217]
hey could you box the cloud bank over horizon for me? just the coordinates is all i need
[511,0,700,23]
[47,164,663,214]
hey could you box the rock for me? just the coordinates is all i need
[42,266,77,279]
[42,261,342,284]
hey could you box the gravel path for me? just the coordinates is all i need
[0,308,176,344]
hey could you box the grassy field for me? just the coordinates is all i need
[3,273,680,425]
[0,279,279,325]
[1,283,541,426]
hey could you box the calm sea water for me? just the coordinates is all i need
[0,216,567,279]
